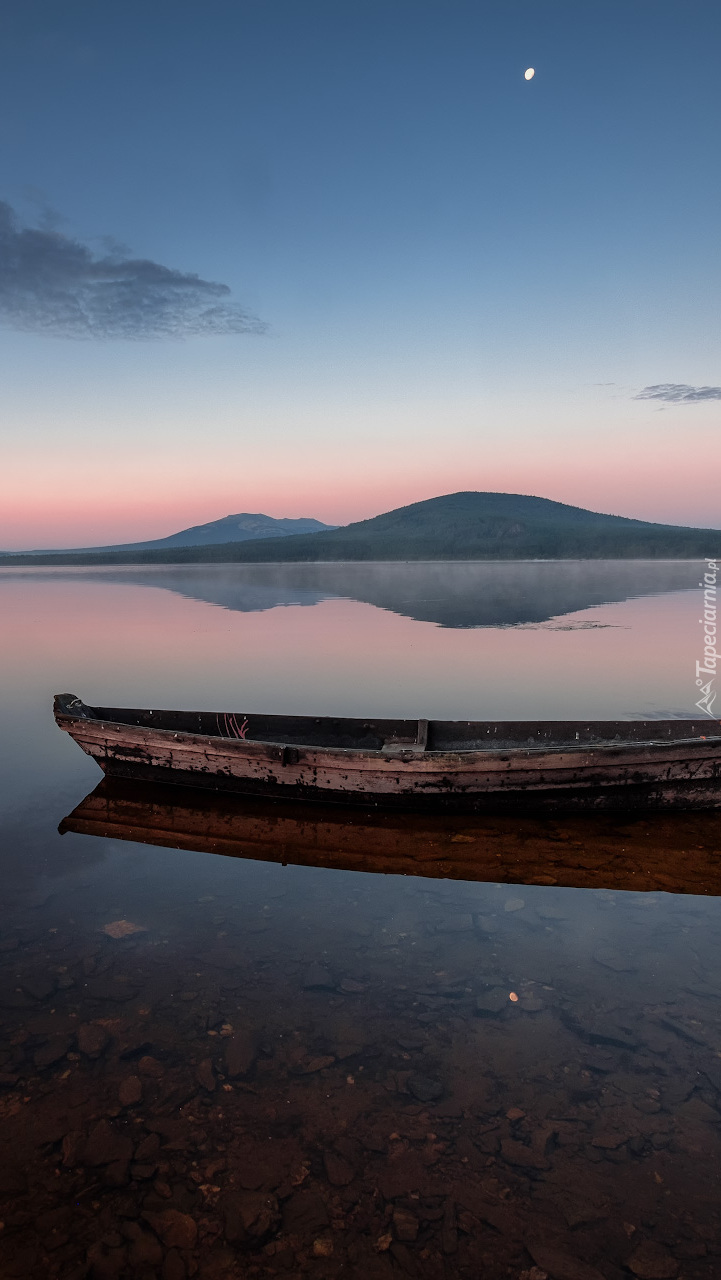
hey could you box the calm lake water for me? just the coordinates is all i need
[1,561,719,1280]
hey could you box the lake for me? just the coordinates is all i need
[0,561,719,1280]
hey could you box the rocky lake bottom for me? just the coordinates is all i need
[2,827,720,1280]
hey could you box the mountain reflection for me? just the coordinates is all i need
[7,559,699,627]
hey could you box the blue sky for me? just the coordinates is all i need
[0,1,719,547]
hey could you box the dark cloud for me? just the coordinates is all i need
[635,383,721,404]
[0,201,265,339]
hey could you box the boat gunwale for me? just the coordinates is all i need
[54,696,721,764]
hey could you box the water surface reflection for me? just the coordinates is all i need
[1,563,719,1278]
[2,557,701,628]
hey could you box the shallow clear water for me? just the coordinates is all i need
[0,562,719,1280]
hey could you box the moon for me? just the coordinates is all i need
[524,67,535,80]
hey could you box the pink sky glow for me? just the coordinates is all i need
[1,428,719,549]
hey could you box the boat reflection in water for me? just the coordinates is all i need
[60,776,721,896]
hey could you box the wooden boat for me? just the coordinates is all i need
[54,693,721,811]
[60,776,721,895]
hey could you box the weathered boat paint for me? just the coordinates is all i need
[54,694,721,811]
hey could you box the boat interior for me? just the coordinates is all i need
[56,696,720,752]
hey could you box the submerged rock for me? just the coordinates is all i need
[21,973,56,1001]
[225,1030,259,1078]
[195,1058,216,1092]
[475,989,510,1016]
[33,1035,72,1068]
[138,1055,165,1078]
[323,1150,356,1186]
[303,962,334,989]
[84,1120,133,1168]
[593,947,637,972]
[626,1240,679,1279]
[393,1207,419,1241]
[407,1072,443,1102]
[142,1209,198,1250]
[222,1190,279,1242]
[118,1075,143,1107]
[528,1243,606,1280]
[78,1022,111,1058]
[282,1189,329,1235]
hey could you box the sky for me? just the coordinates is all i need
[0,0,719,549]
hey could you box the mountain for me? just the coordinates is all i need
[2,492,720,564]
[1,512,337,556]
[100,512,338,551]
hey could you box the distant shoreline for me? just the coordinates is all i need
[0,552,711,568]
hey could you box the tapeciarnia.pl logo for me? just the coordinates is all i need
[695,558,718,717]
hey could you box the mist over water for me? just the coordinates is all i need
[1,562,719,1279]
[3,556,700,627]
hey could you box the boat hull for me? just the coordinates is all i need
[54,695,721,811]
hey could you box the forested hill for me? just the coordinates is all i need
[1,512,335,557]
[3,492,720,565]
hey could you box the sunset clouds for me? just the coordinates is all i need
[635,383,721,404]
[0,202,265,340]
